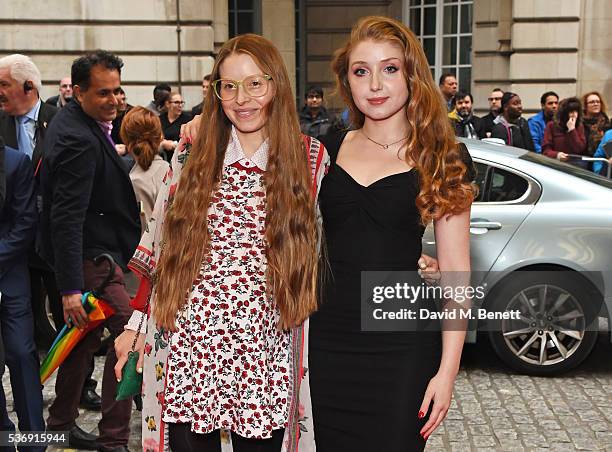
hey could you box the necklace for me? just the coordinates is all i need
[361,130,409,150]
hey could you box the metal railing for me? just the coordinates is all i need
[568,156,612,179]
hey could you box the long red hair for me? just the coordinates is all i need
[332,16,475,223]
[154,34,318,330]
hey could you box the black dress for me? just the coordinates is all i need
[309,131,441,451]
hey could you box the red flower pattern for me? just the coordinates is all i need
[163,163,292,439]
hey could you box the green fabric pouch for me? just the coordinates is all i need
[115,351,142,401]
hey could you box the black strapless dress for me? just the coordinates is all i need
[309,131,441,451]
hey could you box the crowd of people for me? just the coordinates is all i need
[436,73,612,175]
[298,73,612,176]
[0,14,607,452]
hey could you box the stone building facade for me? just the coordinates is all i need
[471,0,612,115]
[0,0,294,109]
[0,0,610,114]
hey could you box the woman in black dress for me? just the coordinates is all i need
[159,91,192,161]
[309,16,475,451]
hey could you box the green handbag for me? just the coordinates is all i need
[116,299,148,401]
[115,351,143,400]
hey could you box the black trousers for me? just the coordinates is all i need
[168,424,284,452]
[29,267,98,392]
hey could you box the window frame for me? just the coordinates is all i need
[228,0,262,38]
[473,159,539,205]
[403,0,473,90]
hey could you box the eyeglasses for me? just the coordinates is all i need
[587,100,601,105]
[212,74,272,101]
[307,94,322,100]
[488,97,503,102]
[169,101,185,105]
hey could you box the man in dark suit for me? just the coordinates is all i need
[0,136,45,449]
[41,50,141,452]
[0,54,104,412]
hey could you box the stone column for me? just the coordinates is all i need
[261,0,296,96]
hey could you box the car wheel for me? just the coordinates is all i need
[487,272,599,376]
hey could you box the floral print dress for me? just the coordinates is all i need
[163,131,292,438]
[126,127,328,452]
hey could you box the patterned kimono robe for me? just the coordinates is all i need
[126,136,329,452]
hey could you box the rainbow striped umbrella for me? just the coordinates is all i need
[40,291,114,384]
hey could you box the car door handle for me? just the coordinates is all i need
[470,219,502,230]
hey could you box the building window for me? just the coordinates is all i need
[228,0,262,37]
[295,0,305,104]
[405,0,473,90]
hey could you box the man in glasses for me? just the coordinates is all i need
[528,91,559,153]
[480,88,504,138]
[299,85,334,140]
[46,76,73,109]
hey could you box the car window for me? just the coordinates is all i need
[473,162,487,202]
[489,167,528,201]
[474,162,529,202]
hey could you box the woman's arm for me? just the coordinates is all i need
[542,122,558,158]
[433,209,470,374]
[418,208,471,440]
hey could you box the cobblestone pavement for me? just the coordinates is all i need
[425,331,612,451]
[3,332,611,451]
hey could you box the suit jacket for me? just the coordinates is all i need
[0,100,58,172]
[480,112,497,138]
[40,100,141,293]
[0,138,5,212]
[0,101,57,269]
[0,144,37,288]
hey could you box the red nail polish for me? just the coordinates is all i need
[418,411,425,419]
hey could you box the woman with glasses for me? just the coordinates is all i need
[114,34,327,452]
[581,91,610,157]
[160,92,192,161]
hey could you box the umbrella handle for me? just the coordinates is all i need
[91,253,117,298]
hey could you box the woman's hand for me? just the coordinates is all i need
[557,151,569,161]
[418,370,457,440]
[418,254,440,284]
[114,330,145,381]
[160,139,177,151]
[567,112,578,132]
[179,114,202,143]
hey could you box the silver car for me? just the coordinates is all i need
[423,138,612,376]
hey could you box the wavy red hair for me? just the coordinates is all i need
[154,34,318,330]
[119,106,162,170]
[332,16,475,223]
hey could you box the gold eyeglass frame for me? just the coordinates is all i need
[212,74,273,101]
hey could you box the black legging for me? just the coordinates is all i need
[168,424,284,452]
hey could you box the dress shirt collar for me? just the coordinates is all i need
[96,120,113,136]
[223,125,269,171]
[18,99,41,123]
